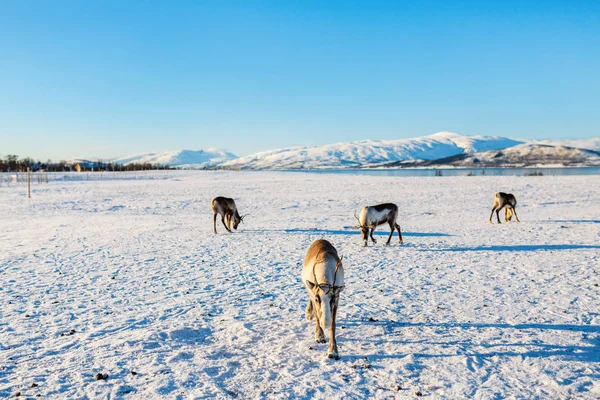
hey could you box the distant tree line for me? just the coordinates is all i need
[0,155,174,172]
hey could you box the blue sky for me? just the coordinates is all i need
[1,1,599,160]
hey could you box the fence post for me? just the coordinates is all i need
[27,168,31,198]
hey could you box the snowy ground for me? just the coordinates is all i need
[1,171,599,399]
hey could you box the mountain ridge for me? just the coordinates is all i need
[218,132,524,170]
[110,148,237,168]
[109,132,600,170]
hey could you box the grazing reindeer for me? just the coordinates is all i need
[211,197,248,234]
[355,203,403,246]
[302,239,345,359]
[489,192,520,224]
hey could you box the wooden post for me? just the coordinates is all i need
[27,168,31,198]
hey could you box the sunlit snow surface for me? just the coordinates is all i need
[1,171,599,399]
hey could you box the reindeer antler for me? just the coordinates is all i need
[353,211,363,229]
[354,211,376,229]
[312,248,322,289]
[333,255,343,289]
[240,213,250,223]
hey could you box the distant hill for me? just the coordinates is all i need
[219,132,523,170]
[111,149,237,169]
[382,144,600,168]
[105,133,600,170]
[532,138,600,150]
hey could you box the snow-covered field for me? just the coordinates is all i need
[1,171,599,399]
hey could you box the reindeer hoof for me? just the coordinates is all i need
[327,352,339,360]
[315,337,326,344]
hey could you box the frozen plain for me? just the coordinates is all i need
[1,171,599,399]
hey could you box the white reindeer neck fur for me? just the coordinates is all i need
[360,206,392,227]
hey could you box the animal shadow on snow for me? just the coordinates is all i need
[246,228,451,237]
[426,244,600,252]
[343,320,600,363]
[548,219,600,224]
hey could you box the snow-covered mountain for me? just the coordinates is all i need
[106,133,600,170]
[384,144,600,168]
[532,138,600,150]
[219,132,523,170]
[111,149,237,169]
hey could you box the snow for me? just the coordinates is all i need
[111,149,237,168]
[424,144,600,168]
[95,134,600,170]
[1,171,600,399]
[533,138,600,151]
[220,132,523,170]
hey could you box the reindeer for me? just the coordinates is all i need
[489,192,520,224]
[354,203,403,246]
[211,197,248,234]
[302,239,345,359]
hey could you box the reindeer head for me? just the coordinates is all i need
[354,212,374,242]
[233,213,249,230]
[305,255,344,329]
[232,215,240,230]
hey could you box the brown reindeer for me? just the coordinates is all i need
[355,203,403,246]
[302,239,345,359]
[489,192,520,224]
[211,197,247,234]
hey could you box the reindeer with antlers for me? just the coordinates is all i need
[211,196,248,234]
[489,192,520,224]
[302,239,345,359]
[355,203,403,247]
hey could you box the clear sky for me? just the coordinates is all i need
[1,0,599,160]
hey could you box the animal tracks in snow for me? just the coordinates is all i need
[1,172,599,398]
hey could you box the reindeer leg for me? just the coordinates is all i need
[328,300,339,360]
[489,206,497,223]
[213,213,218,234]
[512,207,520,222]
[305,299,314,320]
[396,223,403,244]
[315,311,326,343]
[370,227,377,244]
[221,216,231,233]
[385,222,394,245]
[496,205,504,224]
[226,214,232,231]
